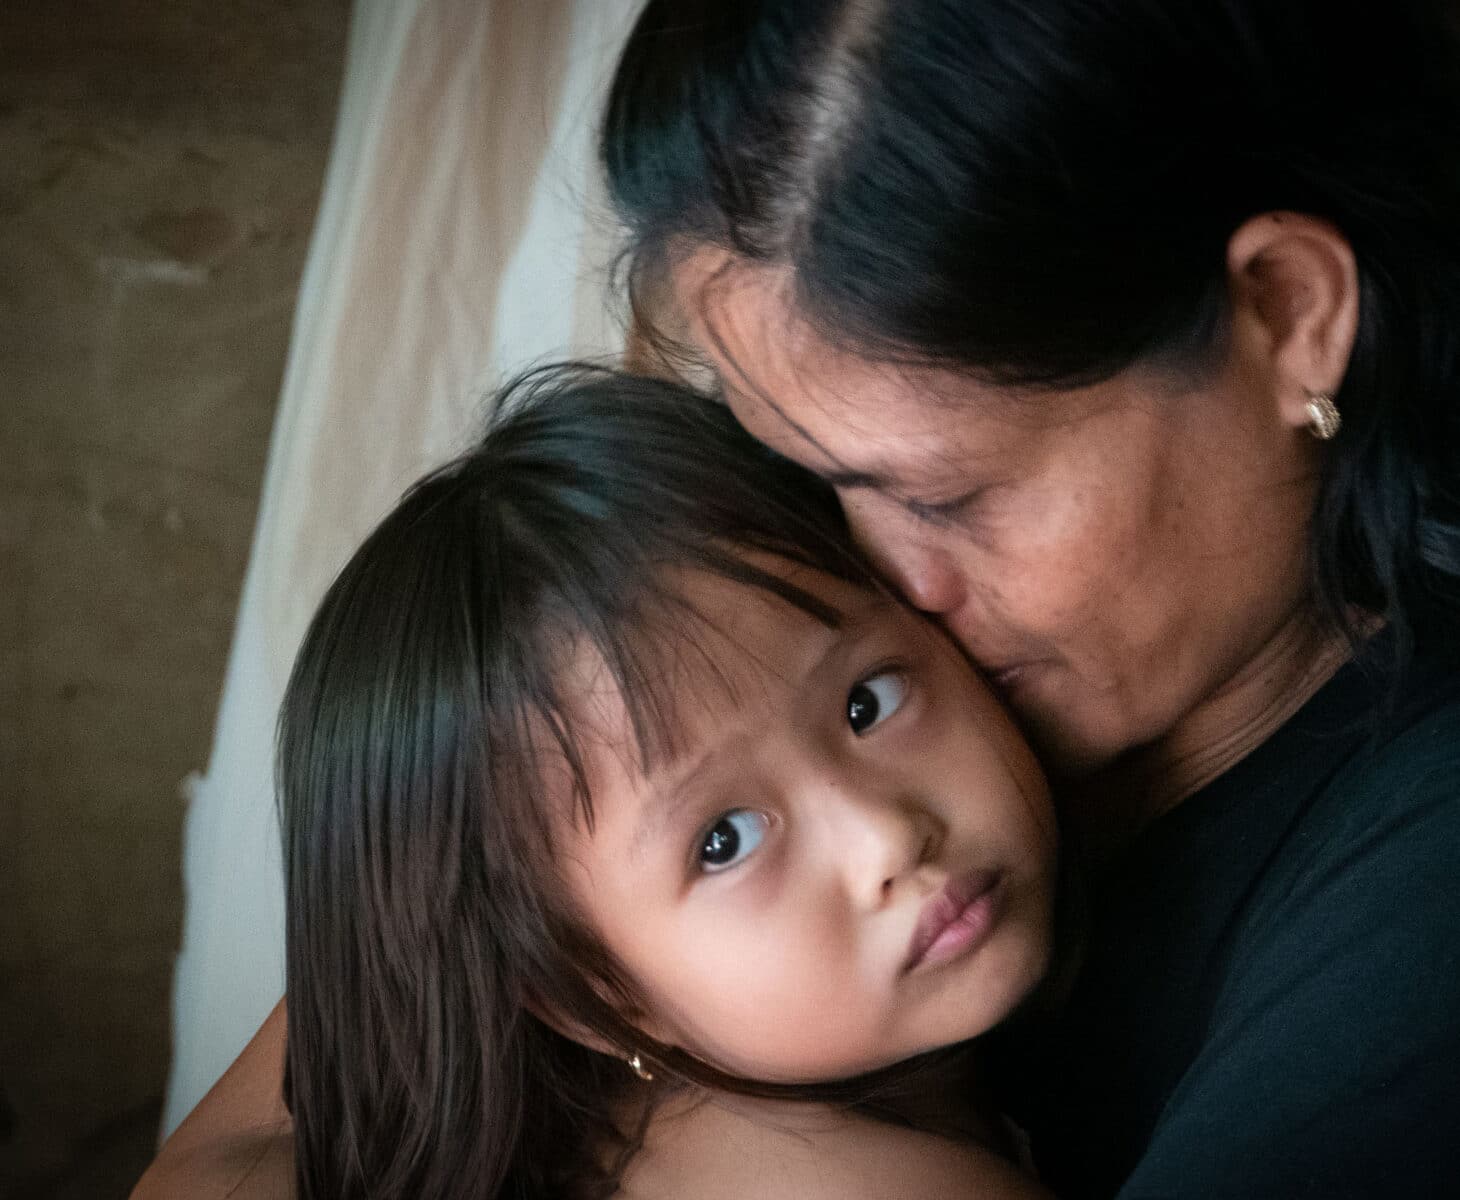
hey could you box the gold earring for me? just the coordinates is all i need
[627,1053,654,1082]
[1304,391,1341,440]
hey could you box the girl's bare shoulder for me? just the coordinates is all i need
[616,1092,1049,1200]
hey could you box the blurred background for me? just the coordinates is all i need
[1,2,633,1195]
[0,2,348,1194]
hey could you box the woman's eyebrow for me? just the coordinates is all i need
[717,377,900,491]
[820,466,897,492]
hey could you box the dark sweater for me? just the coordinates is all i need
[1002,640,1460,1198]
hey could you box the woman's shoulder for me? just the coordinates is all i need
[1261,636,1460,830]
[615,1092,1048,1200]
[1317,641,1460,822]
[1225,641,1460,973]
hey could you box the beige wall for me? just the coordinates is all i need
[0,4,348,1194]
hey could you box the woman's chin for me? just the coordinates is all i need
[1010,697,1127,782]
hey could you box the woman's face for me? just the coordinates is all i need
[555,564,1057,1084]
[677,260,1322,776]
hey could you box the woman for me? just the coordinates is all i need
[600,1,1460,1196]
[136,0,1460,1196]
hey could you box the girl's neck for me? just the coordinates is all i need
[611,1046,1009,1191]
[1066,609,1360,865]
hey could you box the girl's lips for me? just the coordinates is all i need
[903,870,1003,973]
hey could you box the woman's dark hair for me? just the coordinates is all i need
[603,0,1460,664]
[280,364,895,1199]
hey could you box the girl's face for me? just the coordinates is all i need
[555,564,1057,1084]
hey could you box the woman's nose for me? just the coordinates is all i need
[843,498,968,615]
[883,544,967,615]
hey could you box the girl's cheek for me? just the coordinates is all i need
[737,831,788,908]
[693,828,785,912]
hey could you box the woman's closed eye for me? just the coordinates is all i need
[905,487,983,526]
[847,669,908,735]
[698,808,770,873]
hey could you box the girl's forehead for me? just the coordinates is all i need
[561,566,849,721]
[551,563,888,792]
[549,571,898,874]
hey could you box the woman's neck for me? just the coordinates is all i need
[1067,610,1359,865]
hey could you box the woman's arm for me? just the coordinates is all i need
[130,999,293,1199]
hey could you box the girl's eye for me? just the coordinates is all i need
[847,670,908,735]
[698,809,769,873]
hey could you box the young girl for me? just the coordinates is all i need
[281,363,1058,1198]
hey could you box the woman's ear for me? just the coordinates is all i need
[1226,212,1360,430]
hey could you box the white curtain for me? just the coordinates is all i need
[162,0,641,1134]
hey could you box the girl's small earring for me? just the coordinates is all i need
[627,1053,654,1082]
[1304,391,1341,440]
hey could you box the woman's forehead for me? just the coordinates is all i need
[674,249,881,411]
[670,248,1050,471]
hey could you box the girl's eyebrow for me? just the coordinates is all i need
[628,748,724,864]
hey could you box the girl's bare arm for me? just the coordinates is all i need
[130,1001,1052,1200]
[130,998,294,1199]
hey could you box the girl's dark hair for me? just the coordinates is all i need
[280,364,887,1199]
[602,0,1460,664]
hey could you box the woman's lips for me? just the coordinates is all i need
[987,661,1042,693]
[903,870,1003,973]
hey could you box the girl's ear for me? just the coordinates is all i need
[523,989,677,1062]
[1225,212,1360,431]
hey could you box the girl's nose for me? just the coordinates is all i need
[825,784,945,911]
